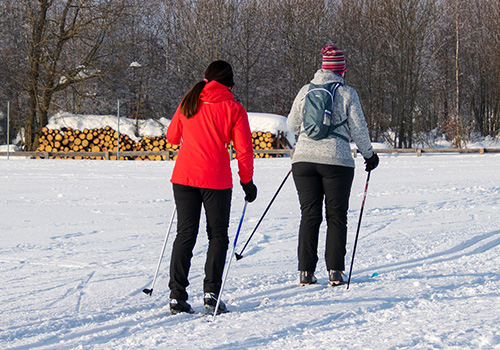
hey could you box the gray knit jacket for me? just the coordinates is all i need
[287,69,374,168]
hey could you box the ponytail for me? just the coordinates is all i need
[179,81,207,119]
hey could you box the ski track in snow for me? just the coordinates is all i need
[1,155,499,349]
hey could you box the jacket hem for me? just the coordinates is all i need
[291,154,355,168]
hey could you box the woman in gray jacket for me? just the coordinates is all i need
[287,45,379,286]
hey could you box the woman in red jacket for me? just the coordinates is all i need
[166,60,257,315]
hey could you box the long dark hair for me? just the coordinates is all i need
[179,60,235,118]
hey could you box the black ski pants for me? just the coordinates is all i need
[292,162,354,272]
[168,183,232,301]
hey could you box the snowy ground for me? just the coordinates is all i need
[1,154,499,350]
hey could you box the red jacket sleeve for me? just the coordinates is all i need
[166,107,183,145]
[231,104,254,184]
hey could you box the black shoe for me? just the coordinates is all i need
[170,299,195,315]
[203,292,228,315]
[300,271,317,285]
[329,270,346,286]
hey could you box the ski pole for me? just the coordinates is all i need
[211,201,248,321]
[143,204,177,296]
[347,171,371,289]
[235,168,292,260]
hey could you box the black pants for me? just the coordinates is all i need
[292,162,354,272]
[168,184,232,301]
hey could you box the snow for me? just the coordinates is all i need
[1,153,499,349]
[247,113,287,135]
[1,113,500,348]
[0,144,19,152]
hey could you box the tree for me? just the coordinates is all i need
[23,0,127,150]
[332,0,387,141]
[226,0,272,111]
[378,0,437,148]
[266,0,330,114]
[466,0,500,138]
[0,1,26,143]
[1,0,499,149]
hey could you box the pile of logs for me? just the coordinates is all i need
[36,126,289,160]
[252,131,289,158]
[135,136,180,160]
[37,126,134,160]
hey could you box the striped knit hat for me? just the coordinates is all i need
[321,45,346,73]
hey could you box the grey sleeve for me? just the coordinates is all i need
[346,88,374,159]
[287,86,308,135]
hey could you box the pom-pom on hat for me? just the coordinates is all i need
[321,45,346,73]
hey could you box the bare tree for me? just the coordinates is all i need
[332,0,387,141]
[0,1,26,143]
[465,0,500,138]
[23,0,126,150]
[163,0,234,109]
[377,0,437,148]
[225,0,272,111]
[266,0,330,114]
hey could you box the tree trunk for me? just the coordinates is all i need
[24,1,50,150]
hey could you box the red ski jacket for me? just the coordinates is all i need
[167,81,254,189]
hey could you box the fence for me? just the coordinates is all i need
[2,147,500,160]
[353,147,500,156]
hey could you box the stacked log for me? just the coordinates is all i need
[37,126,137,159]
[135,136,180,160]
[250,131,292,158]
[251,131,275,158]
[36,126,289,160]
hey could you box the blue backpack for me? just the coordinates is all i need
[301,82,349,141]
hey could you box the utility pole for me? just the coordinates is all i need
[130,61,142,137]
[455,2,462,148]
[7,101,10,159]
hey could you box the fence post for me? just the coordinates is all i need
[6,101,10,160]
[117,99,120,160]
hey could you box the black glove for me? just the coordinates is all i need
[241,180,257,203]
[364,153,379,172]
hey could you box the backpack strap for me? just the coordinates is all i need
[302,82,341,106]
[325,82,350,142]
[329,119,350,142]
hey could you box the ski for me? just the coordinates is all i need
[296,279,348,287]
[167,297,269,317]
[169,308,230,317]
[169,311,209,318]
[328,281,346,287]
